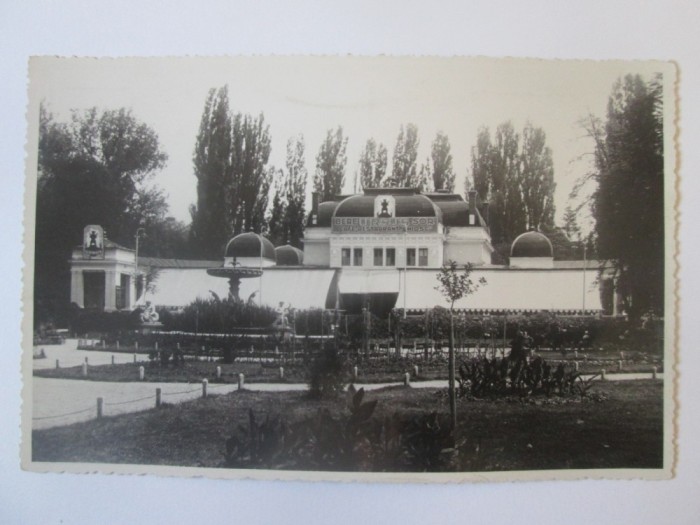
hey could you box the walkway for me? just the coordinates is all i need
[33,339,150,370]
[30,340,663,430]
[32,371,663,431]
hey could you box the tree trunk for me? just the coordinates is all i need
[448,308,457,430]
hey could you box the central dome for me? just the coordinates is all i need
[334,193,440,219]
[511,231,553,258]
[224,232,276,260]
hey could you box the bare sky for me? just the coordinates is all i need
[30,56,667,229]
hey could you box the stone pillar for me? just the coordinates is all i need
[104,270,118,311]
[70,269,85,307]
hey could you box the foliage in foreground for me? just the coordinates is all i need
[458,356,599,399]
[223,386,457,472]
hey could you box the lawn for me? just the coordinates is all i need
[32,380,664,472]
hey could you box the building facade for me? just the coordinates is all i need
[67,189,619,316]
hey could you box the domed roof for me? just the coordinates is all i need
[316,201,340,227]
[224,232,276,260]
[334,194,440,219]
[511,231,553,258]
[275,245,304,266]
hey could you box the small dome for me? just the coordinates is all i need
[275,245,304,266]
[224,232,276,260]
[511,231,553,258]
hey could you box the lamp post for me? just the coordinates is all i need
[403,222,408,318]
[134,228,145,303]
[582,242,587,314]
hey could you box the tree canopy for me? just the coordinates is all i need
[428,131,455,192]
[582,74,664,319]
[190,86,272,258]
[356,138,388,191]
[36,104,170,323]
[313,127,348,202]
[385,124,428,190]
[469,121,556,262]
[268,135,308,248]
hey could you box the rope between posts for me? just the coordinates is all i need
[33,406,94,420]
[161,387,201,397]
[104,394,155,406]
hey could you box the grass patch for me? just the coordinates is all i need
[32,380,664,472]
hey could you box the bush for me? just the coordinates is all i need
[308,347,347,399]
[160,297,278,333]
[457,356,600,399]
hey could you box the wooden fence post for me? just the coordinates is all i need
[202,379,208,398]
[238,373,245,390]
[404,372,410,386]
[82,362,88,377]
[413,365,419,377]
[601,368,606,380]
[353,366,358,381]
[111,355,115,365]
[652,366,658,380]
[155,388,162,407]
[139,366,145,381]
[216,366,221,379]
[97,397,103,418]
[55,359,60,369]
[279,366,284,380]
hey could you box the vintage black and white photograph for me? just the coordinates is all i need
[22,56,676,481]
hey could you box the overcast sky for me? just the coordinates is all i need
[29,57,667,229]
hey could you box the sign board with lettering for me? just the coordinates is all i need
[331,216,438,234]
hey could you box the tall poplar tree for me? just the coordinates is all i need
[190,87,232,258]
[469,121,556,260]
[357,138,388,190]
[313,127,348,201]
[386,123,423,189]
[430,131,456,192]
[190,86,272,257]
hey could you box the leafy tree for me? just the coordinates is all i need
[190,86,272,257]
[266,136,308,248]
[313,127,348,201]
[578,74,664,319]
[435,261,486,429]
[386,123,425,189]
[231,112,272,235]
[190,87,233,258]
[267,168,287,246]
[357,138,387,190]
[35,104,169,323]
[469,121,556,262]
[429,131,455,192]
[519,123,555,230]
[562,205,581,241]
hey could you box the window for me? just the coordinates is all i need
[419,248,429,266]
[374,248,383,266]
[341,248,351,266]
[353,248,363,266]
[406,248,416,266]
[385,248,396,266]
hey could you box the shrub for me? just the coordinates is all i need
[308,347,347,399]
[457,356,600,399]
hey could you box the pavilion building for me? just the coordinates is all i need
[67,188,621,317]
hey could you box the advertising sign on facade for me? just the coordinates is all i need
[331,216,438,233]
